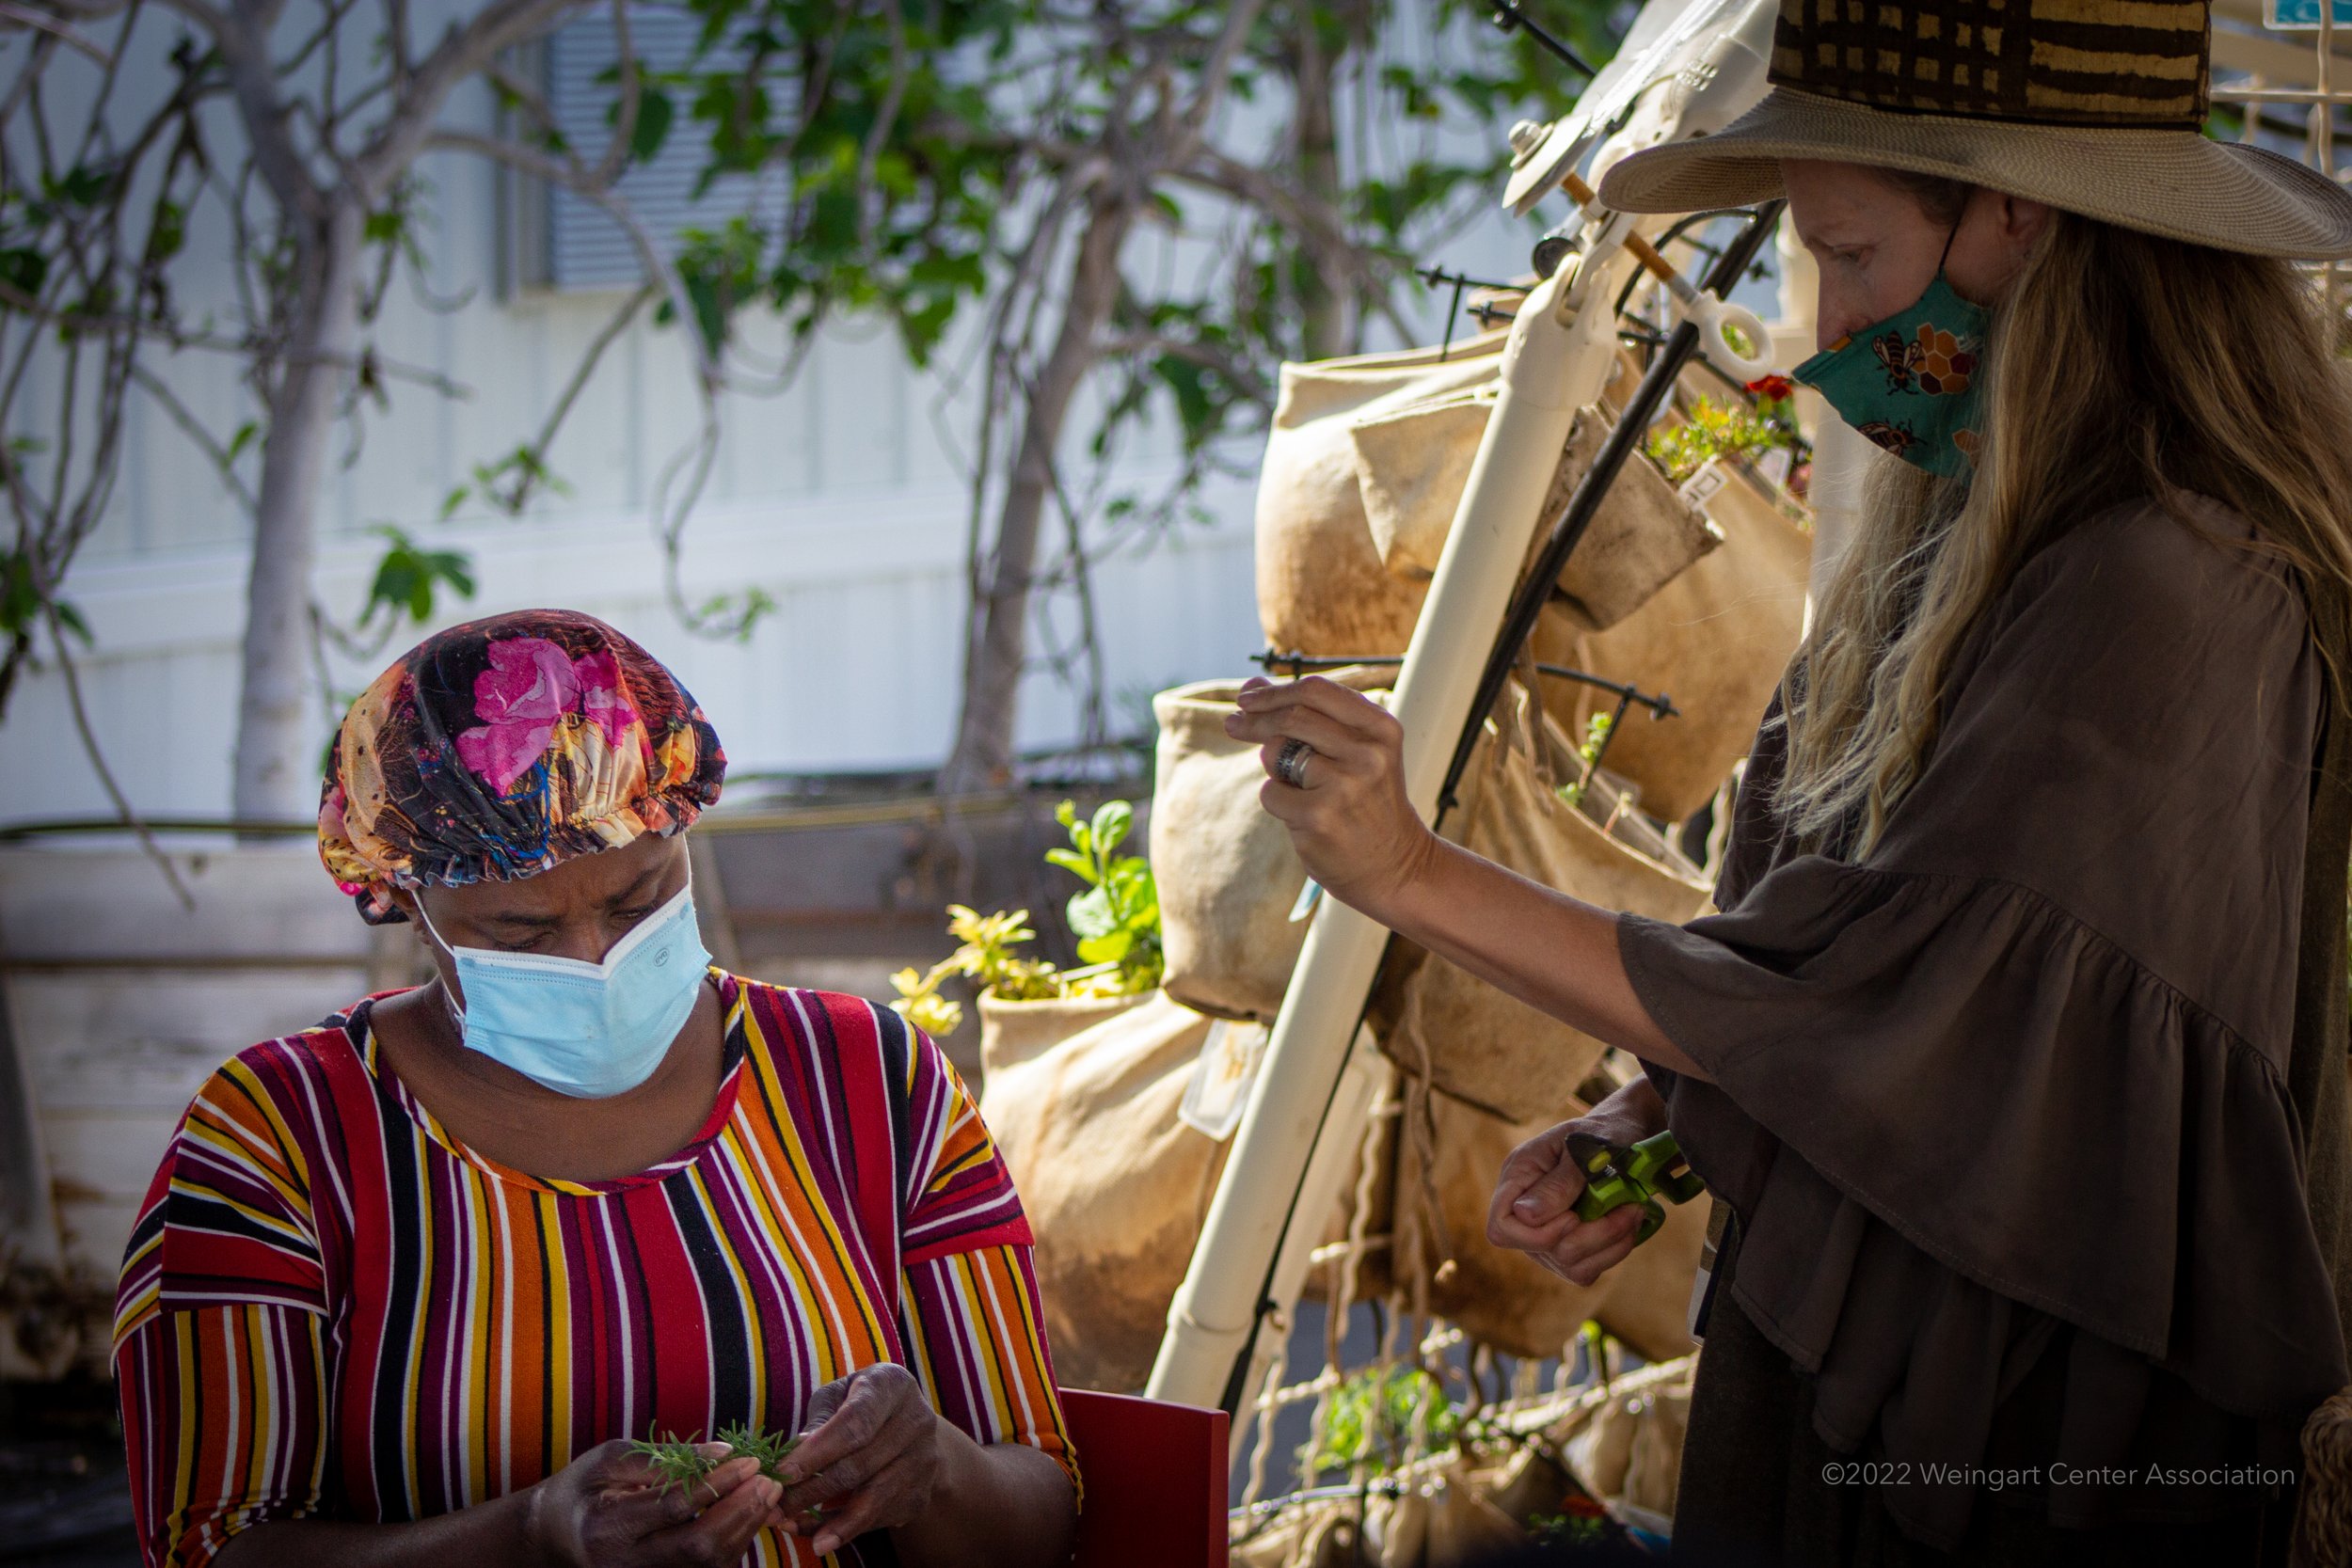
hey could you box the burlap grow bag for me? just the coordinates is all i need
[1151,666,1392,1023]
[1538,466,1812,822]
[1256,335,1709,657]
[1257,333,1512,657]
[1547,1355,1699,1527]
[1352,390,1718,633]
[978,992,1225,1391]
[1258,333,1813,827]
[1375,684,1712,1124]
[1154,670,1706,1053]
[975,990,1144,1077]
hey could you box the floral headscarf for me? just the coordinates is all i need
[318,610,726,925]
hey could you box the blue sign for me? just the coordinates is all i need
[2268,0,2352,28]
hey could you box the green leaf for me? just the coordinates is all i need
[628,88,676,165]
[1075,927,1134,966]
[225,422,259,464]
[1066,884,1117,941]
[1042,847,1098,885]
[361,525,476,630]
[1089,800,1132,858]
[0,550,36,633]
[0,247,47,298]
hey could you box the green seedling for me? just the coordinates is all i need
[628,1421,803,1497]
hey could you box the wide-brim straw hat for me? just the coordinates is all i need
[1598,0,2352,259]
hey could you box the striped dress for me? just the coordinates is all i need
[112,974,1074,1567]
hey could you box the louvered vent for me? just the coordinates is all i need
[536,8,781,292]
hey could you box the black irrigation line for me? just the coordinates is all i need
[1253,649,1677,720]
[1486,0,1600,79]
[1421,265,1527,361]
[1256,649,1680,789]
[1434,198,1785,824]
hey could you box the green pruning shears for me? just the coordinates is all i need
[1565,1130,1705,1244]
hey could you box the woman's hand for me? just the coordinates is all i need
[775,1364,943,1559]
[1486,1080,1670,1286]
[1223,675,1439,919]
[525,1438,782,1568]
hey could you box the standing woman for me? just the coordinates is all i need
[1227,0,2352,1560]
[112,610,1079,1567]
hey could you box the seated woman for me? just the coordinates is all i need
[111,610,1078,1568]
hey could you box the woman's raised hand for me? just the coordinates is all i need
[1223,675,1439,919]
[774,1364,943,1558]
[1486,1080,1669,1287]
[525,1439,782,1568]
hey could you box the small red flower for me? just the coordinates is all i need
[1745,373,1794,402]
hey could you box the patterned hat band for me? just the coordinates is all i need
[1599,1,2352,260]
[1770,0,2210,129]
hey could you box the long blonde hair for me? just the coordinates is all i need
[1777,195,2352,856]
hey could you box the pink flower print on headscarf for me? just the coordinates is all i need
[570,649,637,748]
[453,635,645,796]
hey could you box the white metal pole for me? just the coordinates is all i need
[1220,1027,1391,1461]
[1148,242,1640,1407]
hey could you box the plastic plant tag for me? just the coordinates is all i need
[1677,458,1728,510]
[1177,1019,1270,1141]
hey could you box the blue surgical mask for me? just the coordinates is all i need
[1793,272,1989,481]
[415,879,712,1099]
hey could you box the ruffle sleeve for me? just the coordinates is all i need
[1617,500,2348,1546]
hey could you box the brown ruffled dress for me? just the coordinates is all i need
[1618,498,2352,1561]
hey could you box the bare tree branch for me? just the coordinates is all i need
[0,3,111,62]
[131,363,258,515]
[353,0,593,199]
[46,603,196,908]
[488,282,652,514]
[588,0,640,192]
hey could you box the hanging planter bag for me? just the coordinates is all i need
[1256,333,1513,659]
[1351,388,1719,634]
[978,992,1224,1392]
[1254,338,1713,660]
[1536,464,1812,822]
[1373,681,1712,1125]
[976,990,1147,1079]
[979,993,1329,1394]
[1151,666,1393,1023]
[1256,333,1807,825]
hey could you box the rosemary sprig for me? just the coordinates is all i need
[627,1421,804,1497]
[715,1419,802,1482]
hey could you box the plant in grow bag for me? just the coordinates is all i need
[1047,800,1162,996]
[946,904,1064,1000]
[888,904,1065,1038]
[1297,1364,1462,1480]
[1556,710,1614,811]
[1645,393,1804,485]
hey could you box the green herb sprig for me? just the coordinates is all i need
[627,1421,803,1497]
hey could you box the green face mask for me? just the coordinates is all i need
[1792,273,1988,481]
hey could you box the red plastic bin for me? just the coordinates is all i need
[1059,1388,1230,1568]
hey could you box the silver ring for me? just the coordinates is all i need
[1275,736,1314,789]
